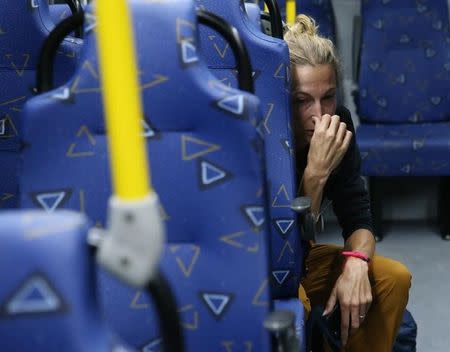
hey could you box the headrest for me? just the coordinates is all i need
[0,211,113,351]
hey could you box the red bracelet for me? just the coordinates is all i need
[342,251,370,262]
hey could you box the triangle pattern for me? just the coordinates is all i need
[274,219,295,238]
[243,206,265,227]
[201,293,233,320]
[272,270,290,285]
[142,338,162,352]
[66,125,96,157]
[3,275,63,316]
[217,95,244,116]
[0,115,18,138]
[32,190,72,213]
[51,87,71,101]
[181,40,199,64]
[272,184,291,208]
[142,119,156,138]
[182,135,220,161]
[199,160,231,189]
[169,245,200,278]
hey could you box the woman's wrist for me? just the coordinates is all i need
[304,164,329,186]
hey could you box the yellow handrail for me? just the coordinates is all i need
[286,0,296,25]
[96,0,152,200]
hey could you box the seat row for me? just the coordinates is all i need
[0,0,307,351]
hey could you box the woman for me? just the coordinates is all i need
[284,15,411,351]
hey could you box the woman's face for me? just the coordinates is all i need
[291,64,337,148]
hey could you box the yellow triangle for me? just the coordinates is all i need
[0,114,18,139]
[1,193,14,201]
[178,304,199,330]
[130,291,149,309]
[252,279,269,307]
[220,231,259,252]
[277,240,294,263]
[169,245,200,278]
[272,184,291,208]
[66,125,96,158]
[262,103,275,134]
[181,135,221,161]
[140,74,169,91]
[274,63,285,79]
[70,60,101,94]
[5,54,30,77]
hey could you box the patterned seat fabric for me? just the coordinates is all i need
[0,0,82,209]
[198,0,304,301]
[295,0,336,40]
[0,211,134,352]
[49,4,73,24]
[20,0,273,350]
[197,0,305,348]
[355,0,450,176]
[358,122,450,176]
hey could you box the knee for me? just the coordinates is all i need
[384,260,412,294]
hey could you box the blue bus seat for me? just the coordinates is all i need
[0,211,134,351]
[356,0,450,177]
[355,0,450,241]
[0,0,82,208]
[295,0,336,40]
[49,4,73,24]
[198,0,305,335]
[20,0,274,350]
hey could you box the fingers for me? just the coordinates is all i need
[323,285,338,316]
[336,122,347,143]
[328,114,340,135]
[340,303,350,346]
[341,130,353,152]
[317,113,331,131]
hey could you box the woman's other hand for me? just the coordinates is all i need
[323,257,373,346]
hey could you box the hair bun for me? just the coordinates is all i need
[294,14,318,36]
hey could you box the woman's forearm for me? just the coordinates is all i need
[302,165,328,216]
[344,228,376,259]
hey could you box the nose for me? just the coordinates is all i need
[310,100,322,119]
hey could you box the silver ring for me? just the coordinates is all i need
[359,315,365,319]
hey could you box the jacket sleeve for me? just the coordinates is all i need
[324,107,374,241]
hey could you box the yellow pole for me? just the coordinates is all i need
[286,0,296,25]
[96,0,151,199]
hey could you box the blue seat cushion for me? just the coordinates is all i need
[296,0,336,40]
[0,151,20,209]
[357,122,450,176]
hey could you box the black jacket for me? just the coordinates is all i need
[296,106,374,241]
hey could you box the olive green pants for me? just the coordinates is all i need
[299,244,412,352]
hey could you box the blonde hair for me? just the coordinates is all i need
[284,14,341,80]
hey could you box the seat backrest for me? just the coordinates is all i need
[0,0,82,209]
[198,0,304,299]
[356,0,450,123]
[49,4,73,24]
[0,211,133,351]
[20,0,273,350]
[295,0,336,40]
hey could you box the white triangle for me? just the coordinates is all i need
[6,277,61,315]
[203,294,230,316]
[85,12,97,33]
[245,206,265,227]
[201,161,226,185]
[272,270,290,285]
[142,120,155,138]
[52,87,70,100]
[0,118,5,135]
[36,192,66,213]
[217,95,244,115]
[276,219,295,235]
[142,339,161,352]
[181,40,199,64]
[31,0,39,8]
